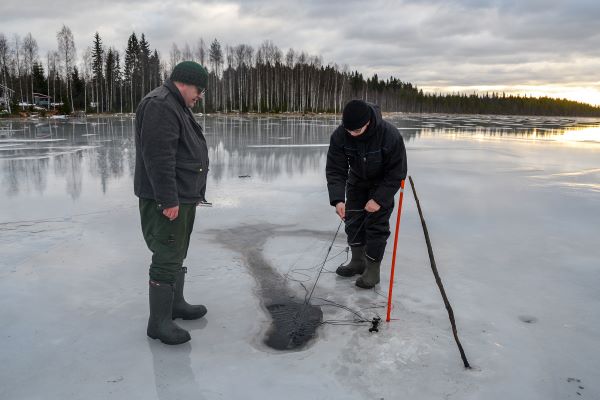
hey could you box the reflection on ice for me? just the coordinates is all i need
[549,168,600,177]
[551,126,600,143]
[246,144,329,148]
[1,138,67,142]
[529,167,600,193]
[0,113,598,206]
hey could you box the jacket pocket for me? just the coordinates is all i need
[365,150,383,177]
[176,159,207,199]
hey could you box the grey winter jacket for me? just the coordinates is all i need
[134,80,209,209]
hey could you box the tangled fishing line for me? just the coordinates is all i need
[280,211,391,330]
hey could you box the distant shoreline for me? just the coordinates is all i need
[2,110,600,122]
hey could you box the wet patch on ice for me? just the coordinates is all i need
[210,224,332,351]
[518,315,538,324]
[528,167,600,194]
[0,217,82,274]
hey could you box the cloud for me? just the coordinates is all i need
[1,0,599,104]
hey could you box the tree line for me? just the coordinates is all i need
[1,27,599,117]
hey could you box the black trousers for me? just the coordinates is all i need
[139,198,196,284]
[344,183,394,262]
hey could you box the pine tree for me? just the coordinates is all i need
[92,32,104,112]
[124,32,140,112]
[104,48,115,112]
[149,50,161,90]
[71,66,85,110]
[139,34,151,100]
[31,62,46,95]
[114,51,122,113]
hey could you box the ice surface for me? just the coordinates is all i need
[1,114,599,399]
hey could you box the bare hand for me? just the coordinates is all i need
[364,199,381,213]
[162,205,179,221]
[335,202,346,220]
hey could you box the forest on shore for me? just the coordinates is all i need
[1,26,600,117]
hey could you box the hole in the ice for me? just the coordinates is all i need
[264,302,323,351]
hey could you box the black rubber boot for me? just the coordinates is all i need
[336,245,366,277]
[147,280,191,345]
[172,267,207,320]
[355,258,381,289]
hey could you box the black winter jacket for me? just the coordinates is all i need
[134,80,209,209]
[326,103,407,208]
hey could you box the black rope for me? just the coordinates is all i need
[304,220,343,304]
[277,209,387,334]
[303,210,372,304]
[343,210,372,256]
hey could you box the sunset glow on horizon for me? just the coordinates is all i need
[420,85,600,108]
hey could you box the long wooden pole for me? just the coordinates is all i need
[386,179,405,322]
[409,176,470,369]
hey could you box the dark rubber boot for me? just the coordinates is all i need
[355,258,381,289]
[147,280,191,345]
[336,246,366,277]
[172,267,207,320]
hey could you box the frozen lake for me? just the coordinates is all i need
[1,114,599,399]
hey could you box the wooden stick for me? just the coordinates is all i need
[408,176,471,369]
[386,180,406,322]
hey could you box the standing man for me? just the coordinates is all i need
[326,99,407,289]
[135,61,209,345]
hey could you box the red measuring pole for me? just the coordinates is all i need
[386,179,405,322]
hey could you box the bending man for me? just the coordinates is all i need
[326,99,407,289]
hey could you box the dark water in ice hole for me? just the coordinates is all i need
[211,224,335,351]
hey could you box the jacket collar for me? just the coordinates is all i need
[164,79,187,109]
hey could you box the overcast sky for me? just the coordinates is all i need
[2,0,600,105]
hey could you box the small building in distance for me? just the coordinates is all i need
[33,93,52,108]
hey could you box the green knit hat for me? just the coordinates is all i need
[170,61,208,90]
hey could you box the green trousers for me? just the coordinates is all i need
[139,198,197,284]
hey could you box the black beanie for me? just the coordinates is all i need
[342,100,371,130]
[170,61,209,89]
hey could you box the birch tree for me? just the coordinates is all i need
[57,25,76,112]
[0,34,9,97]
[182,42,193,61]
[169,43,181,72]
[82,47,92,113]
[208,39,223,108]
[195,38,206,66]
[13,34,23,104]
[22,33,38,104]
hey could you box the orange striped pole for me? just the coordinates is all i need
[386,179,405,322]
